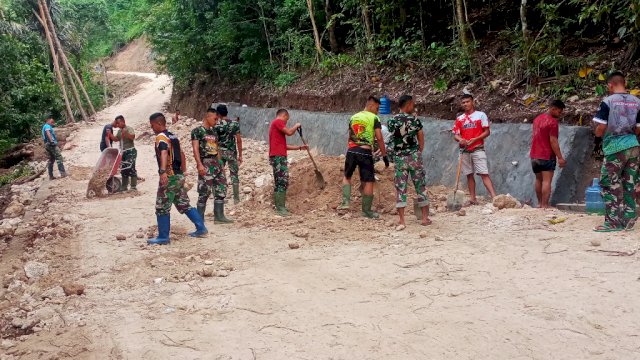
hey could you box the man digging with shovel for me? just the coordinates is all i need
[268,109,308,216]
[388,95,431,228]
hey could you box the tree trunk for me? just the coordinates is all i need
[325,0,339,53]
[306,0,323,60]
[454,0,469,48]
[362,0,373,47]
[37,1,74,123]
[39,0,96,116]
[520,0,528,43]
[257,3,274,64]
[102,62,109,107]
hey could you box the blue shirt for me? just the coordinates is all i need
[42,124,57,145]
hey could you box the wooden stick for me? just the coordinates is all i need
[37,1,74,123]
[39,0,96,116]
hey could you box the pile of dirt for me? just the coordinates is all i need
[105,36,156,73]
[244,156,457,217]
[105,73,152,105]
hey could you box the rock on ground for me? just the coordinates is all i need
[3,201,25,218]
[493,194,519,210]
[24,261,49,279]
[62,283,85,296]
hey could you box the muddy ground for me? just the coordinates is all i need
[1,72,639,359]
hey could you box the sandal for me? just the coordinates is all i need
[463,200,479,207]
[593,224,623,233]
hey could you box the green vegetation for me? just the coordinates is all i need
[1,0,640,156]
[0,163,34,187]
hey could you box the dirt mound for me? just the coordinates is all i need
[246,156,452,216]
[105,36,156,72]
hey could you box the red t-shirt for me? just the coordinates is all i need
[452,111,490,152]
[530,113,559,160]
[269,118,288,157]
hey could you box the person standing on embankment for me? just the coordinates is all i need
[530,100,566,209]
[592,71,640,232]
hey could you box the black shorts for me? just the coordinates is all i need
[531,158,557,173]
[345,147,375,182]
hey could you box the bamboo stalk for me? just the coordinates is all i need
[39,0,96,116]
[306,0,323,60]
[37,1,73,123]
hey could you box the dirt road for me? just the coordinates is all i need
[2,73,640,360]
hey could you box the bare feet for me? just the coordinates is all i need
[421,218,432,226]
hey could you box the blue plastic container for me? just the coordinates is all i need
[379,95,391,115]
[585,178,605,215]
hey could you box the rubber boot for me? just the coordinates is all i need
[148,214,170,245]
[58,163,68,178]
[120,176,129,192]
[130,176,138,191]
[197,204,206,219]
[186,208,209,238]
[337,185,352,210]
[214,199,234,223]
[274,192,290,217]
[233,184,241,204]
[362,195,379,219]
[414,202,421,221]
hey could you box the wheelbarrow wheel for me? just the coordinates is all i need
[106,176,121,194]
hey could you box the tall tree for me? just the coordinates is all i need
[325,0,338,53]
[306,0,323,60]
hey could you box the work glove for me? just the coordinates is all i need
[383,156,390,168]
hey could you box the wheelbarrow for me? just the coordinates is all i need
[86,147,134,198]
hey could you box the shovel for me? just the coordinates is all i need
[297,127,326,189]
[447,147,467,211]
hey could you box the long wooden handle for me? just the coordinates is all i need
[299,133,321,172]
[454,151,463,192]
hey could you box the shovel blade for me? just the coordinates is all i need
[314,170,326,189]
[446,190,466,211]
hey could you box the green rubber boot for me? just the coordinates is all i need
[414,201,421,220]
[197,204,206,219]
[362,195,379,219]
[337,185,352,210]
[214,200,234,223]
[274,192,290,217]
[233,184,240,204]
[130,176,138,191]
[120,176,129,192]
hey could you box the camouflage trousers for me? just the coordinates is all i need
[156,174,193,216]
[45,144,65,176]
[270,156,289,192]
[600,146,640,228]
[220,149,239,184]
[394,152,429,208]
[197,157,227,206]
[120,148,137,178]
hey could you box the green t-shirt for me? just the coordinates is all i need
[116,126,135,150]
[214,118,241,152]
[348,111,381,148]
[190,126,219,158]
[387,113,423,156]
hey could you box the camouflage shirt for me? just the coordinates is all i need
[190,126,219,159]
[214,117,241,152]
[387,113,423,156]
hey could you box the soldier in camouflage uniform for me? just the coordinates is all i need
[191,108,233,223]
[148,112,208,245]
[214,104,243,204]
[387,95,431,227]
[592,71,640,232]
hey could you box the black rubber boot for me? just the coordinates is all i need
[232,184,241,204]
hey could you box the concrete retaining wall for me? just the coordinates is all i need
[227,105,593,204]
